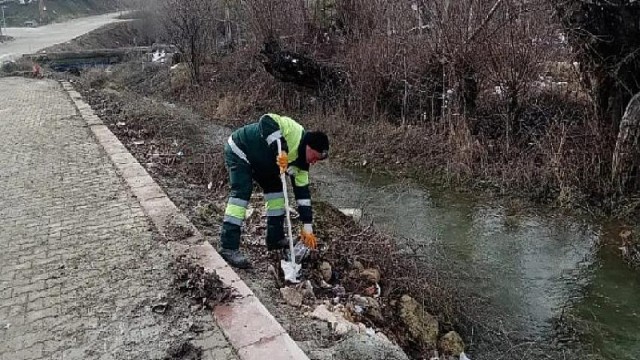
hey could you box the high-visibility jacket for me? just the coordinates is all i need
[229,113,313,224]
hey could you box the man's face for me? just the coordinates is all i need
[306,146,327,165]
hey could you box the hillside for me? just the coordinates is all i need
[0,0,121,27]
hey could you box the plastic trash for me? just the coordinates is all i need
[460,352,471,360]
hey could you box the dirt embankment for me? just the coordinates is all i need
[44,21,154,52]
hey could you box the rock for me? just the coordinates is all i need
[439,331,465,355]
[331,333,409,360]
[398,295,439,349]
[352,295,384,323]
[311,304,338,324]
[360,268,381,283]
[310,304,360,336]
[280,287,303,307]
[319,261,332,282]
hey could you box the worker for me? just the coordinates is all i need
[218,113,329,268]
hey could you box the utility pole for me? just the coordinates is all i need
[39,0,46,24]
[1,6,5,37]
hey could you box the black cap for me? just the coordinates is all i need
[306,131,329,154]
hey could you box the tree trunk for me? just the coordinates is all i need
[552,1,640,129]
[612,93,640,193]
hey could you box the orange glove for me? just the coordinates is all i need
[300,224,317,249]
[277,152,288,173]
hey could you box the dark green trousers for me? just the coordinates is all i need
[220,143,285,250]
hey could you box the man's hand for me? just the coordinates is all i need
[300,224,317,249]
[277,152,288,174]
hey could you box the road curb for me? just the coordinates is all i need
[60,80,310,360]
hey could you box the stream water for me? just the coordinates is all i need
[313,163,640,360]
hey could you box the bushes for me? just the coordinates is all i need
[123,0,629,208]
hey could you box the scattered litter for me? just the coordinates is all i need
[2,323,10,330]
[207,182,213,190]
[132,140,145,145]
[460,352,471,360]
[152,50,167,63]
[116,121,126,127]
[291,242,311,263]
[339,208,363,222]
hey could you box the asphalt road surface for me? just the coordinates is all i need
[0,13,122,64]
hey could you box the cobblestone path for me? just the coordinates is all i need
[0,78,236,360]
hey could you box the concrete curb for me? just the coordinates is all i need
[60,81,310,360]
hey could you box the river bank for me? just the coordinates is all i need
[31,20,639,358]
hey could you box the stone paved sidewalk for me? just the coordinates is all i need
[0,77,237,360]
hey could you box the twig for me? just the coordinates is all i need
[350,220,374,237]
[465,0,506,45]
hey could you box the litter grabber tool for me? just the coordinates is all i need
[277,139,302,283]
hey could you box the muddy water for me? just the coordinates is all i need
[313,163,640,360]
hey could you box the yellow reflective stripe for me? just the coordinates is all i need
[295,170,309,187]
[266,197,285,210]
[225,203,246,219]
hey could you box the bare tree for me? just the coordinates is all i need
[551,0,640,191]
[163,0,217,83]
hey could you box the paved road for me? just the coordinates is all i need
[0,13,122,64]
[0,77,237,360]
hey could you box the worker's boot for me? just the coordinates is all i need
[219,248,252,269]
